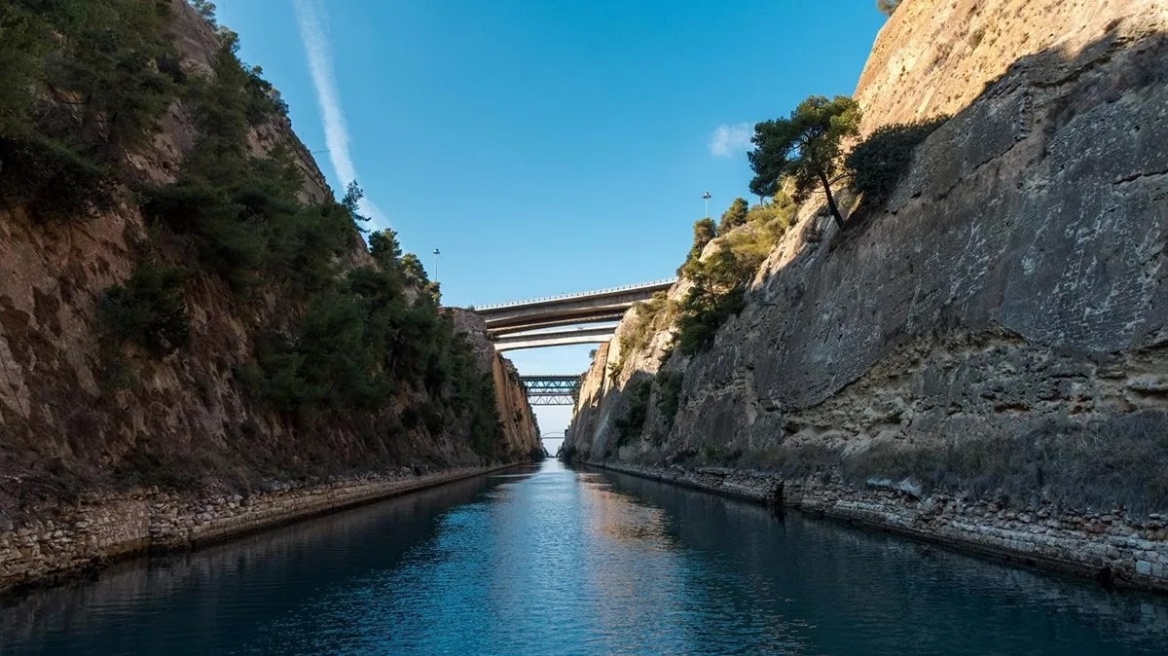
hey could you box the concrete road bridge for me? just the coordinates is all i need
[475,278,676,406]
[493,326,616,352]
[474,278,675,346]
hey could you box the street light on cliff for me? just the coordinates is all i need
[702,190,712,219]
[432,248,441,284]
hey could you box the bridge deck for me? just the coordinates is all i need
[520,376,581,406]
[475,279,676,313]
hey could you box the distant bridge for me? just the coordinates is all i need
[475,279,675,351]
[521,376,582,406]
[494,326,615,352]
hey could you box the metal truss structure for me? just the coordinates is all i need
[520,376,581,406]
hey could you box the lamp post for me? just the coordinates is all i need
[432,248,441,284]
[702,190,712,219]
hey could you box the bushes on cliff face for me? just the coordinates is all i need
[678,218,718,276]
[663,194,798,359]
[717,198,750,233]
[613,378,653,448]
[142,34,322,292]
[616,291,676,368]
[100,263,191,356]
[237,241,504,455]
[0,0,179,217]
[655,371,684,432]
[676,245,751,355]
[39,3,508,459]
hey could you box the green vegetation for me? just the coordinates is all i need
[140,30,312,292]
[846,118,947,203]
[655,371,683,432]
[717,197,749,233]
[100,263,190,356]
[0,0,180,218]
[673,194,797,356]
[678,218,718,275]
[656,98,860,362]
[676,246,748,355]
[617,291,675,367]
[613,378,653,447]
[749,96,861,229]
[0,1,506,458]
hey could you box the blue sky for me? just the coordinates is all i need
[214,0,888,439]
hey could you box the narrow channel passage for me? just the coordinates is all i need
[4,460,1168,655]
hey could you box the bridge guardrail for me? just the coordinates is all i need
[472,278,677,312]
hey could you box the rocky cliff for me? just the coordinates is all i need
[567,0,1168,589]
[0,0,540,533]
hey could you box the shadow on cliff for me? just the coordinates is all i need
[830,25,1168,253]
[569,25,1168,467]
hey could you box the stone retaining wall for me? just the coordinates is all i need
[591,462,1168,593]
[0,466,509,594]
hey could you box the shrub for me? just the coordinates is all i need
[655,371,683,431]
[0,0,179,218]
[614,378,653,447]
[716,198,749,233]
[671,193,797,358]
[0,137,116,220]
[676,245,750,355]
[846,117,947,202]
[7,0,513,461]
[100,263,190,356]
[616,291,674,367]
[678,218,717,277]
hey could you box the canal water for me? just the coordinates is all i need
[4,459,1168,655]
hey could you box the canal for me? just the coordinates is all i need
[4,459,1168,655]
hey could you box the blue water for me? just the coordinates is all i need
[4,459,1168,655]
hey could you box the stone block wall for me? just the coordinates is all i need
[0,466,503,593]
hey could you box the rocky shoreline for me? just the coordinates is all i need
[0,464,520,594]
[583,460,1168,594]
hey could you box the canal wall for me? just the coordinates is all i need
[564,1,1168,595]
[0,0,543,538]
[0,465,512,594]
[588,461,1168,593]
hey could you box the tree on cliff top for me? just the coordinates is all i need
[677,218,717,277]
[748,95,860,230]
[876,0,902,16]
[717,197,750,233]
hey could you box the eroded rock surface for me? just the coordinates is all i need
[567,0,1168,589]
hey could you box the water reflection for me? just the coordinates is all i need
[3,460,1168,655]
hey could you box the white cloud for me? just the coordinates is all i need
[292,0,387,226]
[708,122,754,158]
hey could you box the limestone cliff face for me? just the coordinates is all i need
[451,310,544,460]
[568,0,1168,511]
[0,1,539,514]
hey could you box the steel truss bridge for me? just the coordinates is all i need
[520,376,582,406]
